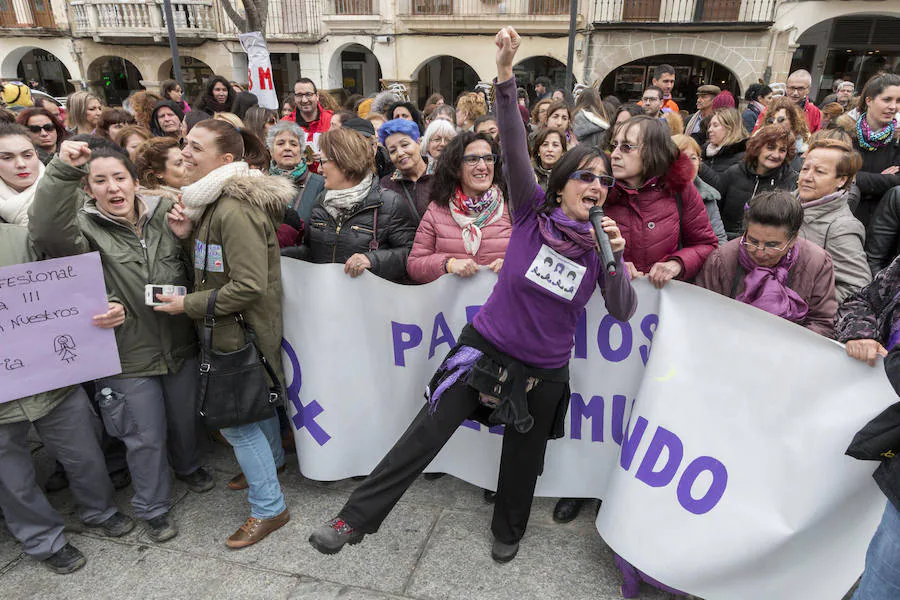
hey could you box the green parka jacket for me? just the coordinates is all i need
[182,174,294,384]
[28,158,197,378]
[0,223,76,424]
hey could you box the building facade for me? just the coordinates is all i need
[0,0,897,108]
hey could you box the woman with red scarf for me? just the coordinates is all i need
[406,131,511,283]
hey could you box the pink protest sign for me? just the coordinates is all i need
[0,252,121,403]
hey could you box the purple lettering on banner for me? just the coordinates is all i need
[573,309,587,359]
[428,312,457,359]
[488,424,505,434]
[465,305,482,324]
[635,427,684,487]
[639,314,658,366]
[611,394,628,445]
[677,456,729,515]
[462,419,481,431]
[280,339,331,446]
[620,415,648,470]
[598,315,632,362]
[569,393,604,442]
[391,321,423,367]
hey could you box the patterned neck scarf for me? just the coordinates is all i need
[449,185,504,255]
[270,159,308,185]
[736,241,808,323]
[857,113,897,152]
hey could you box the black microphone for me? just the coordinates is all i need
[589,206,617,276]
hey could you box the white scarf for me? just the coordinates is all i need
[322,174,374,222]
[181,161,259,222]
[0,161,44,225]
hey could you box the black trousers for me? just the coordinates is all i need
[339,378,566,544]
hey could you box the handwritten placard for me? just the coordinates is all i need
[0,252,121,403]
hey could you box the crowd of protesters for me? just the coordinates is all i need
[1,26,899,599]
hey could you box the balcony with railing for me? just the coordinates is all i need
[591,0,776,29]
[69,0,218,41]
[0,0,62,31]
[397,0,578,32]
[218,0,322,39]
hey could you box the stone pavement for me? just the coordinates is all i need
[0,437,681,600]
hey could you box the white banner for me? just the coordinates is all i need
[281,259,895,599]
[238,31,278,109]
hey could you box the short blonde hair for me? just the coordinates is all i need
[663,111,684,137]
[319,127,374,183]
[66,91,102,131]
[213,112,244,129]
[671,133,701,157]
[806,138,863,190]
[709,107,748,147]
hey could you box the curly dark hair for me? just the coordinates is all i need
[387,101,424,136]
[743,124,796,171]
[540,144,612,214]
[429,131,506,204]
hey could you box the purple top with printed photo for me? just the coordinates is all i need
[472,77,637,369]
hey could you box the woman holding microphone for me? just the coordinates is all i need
[309,26,637,563]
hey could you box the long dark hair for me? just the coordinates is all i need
[611,115,679,182]
[540,144,612,214]
[429,131,506,204]
[388,101,425,136]
[858,73,900,114]
[194,76,234,113]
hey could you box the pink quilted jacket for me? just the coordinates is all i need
[407,202,512,283]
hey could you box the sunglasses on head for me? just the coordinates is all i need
[28,124,55,133]
[568,170,615,187]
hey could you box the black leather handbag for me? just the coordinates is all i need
[197,289,281,430]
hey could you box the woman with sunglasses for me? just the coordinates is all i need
[15,107,67,165]
[309,26,637,564]
[604,115,718,287]
[696,190,836,337]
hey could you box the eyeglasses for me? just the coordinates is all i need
[319,157,332,164]
[740,235,793,253]
[787,85,809,94]
[294,92,316,100]
[609,141,642,154]
[641,96,661,103]
[462,153,497,166]
[569,170,615,187]
[28,124,55,133]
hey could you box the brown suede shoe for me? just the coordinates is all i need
[227,464,287,491]
[226,509,290,549]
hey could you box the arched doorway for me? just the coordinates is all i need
[88,56,144,106]
[792,15,900,104]
[160,56,214,104]
[16,48,74,97]
[513,56,572,104]
[600,54,740,110]
[335,44,381,97]
[414,56,478,108]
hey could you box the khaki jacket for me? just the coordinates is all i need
[182,175,294,383]
[0,223,76,424]
[28,158,198,377]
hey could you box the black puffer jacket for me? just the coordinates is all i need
[701,139,747,173]
[852,133,900,228]
[296,178,416,283]
[699,160,798,239]
[865,185,900,276]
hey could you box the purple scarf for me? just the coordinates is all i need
[735,242,808,323]
[537,207,596,259]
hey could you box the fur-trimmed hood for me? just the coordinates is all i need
[222,173,295,222]
[663,151,696,192]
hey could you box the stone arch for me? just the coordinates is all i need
[590,37,757,98]
[785,7,900,40]
[324,41,388,93]
[158,56,215,102]
[1,44,80,85]
[411,55,480,108]
[410,51,490,86]
[86,55,144,106]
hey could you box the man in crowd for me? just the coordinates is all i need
[754,69,821,133]
[284,77,334,170]
[820,79,854,109]
[651,64,679,113]
[640,85,666,119]
[534,76,551,102]
[684,84,720,137]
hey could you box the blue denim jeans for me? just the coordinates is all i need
[854,500,900,600]
[220,414,286,519]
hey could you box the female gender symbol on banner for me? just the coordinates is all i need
[281,339,331,446]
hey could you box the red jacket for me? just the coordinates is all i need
[282,104,334,136]
[406,202,512,283]
[604,152,718,279]
[753,98,821,134]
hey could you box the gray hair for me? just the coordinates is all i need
[370,90,401,116]
[788,69,812,86]
[266,120,306,152]
[421,118,457,157]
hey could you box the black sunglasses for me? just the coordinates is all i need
[28,124,55,133]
